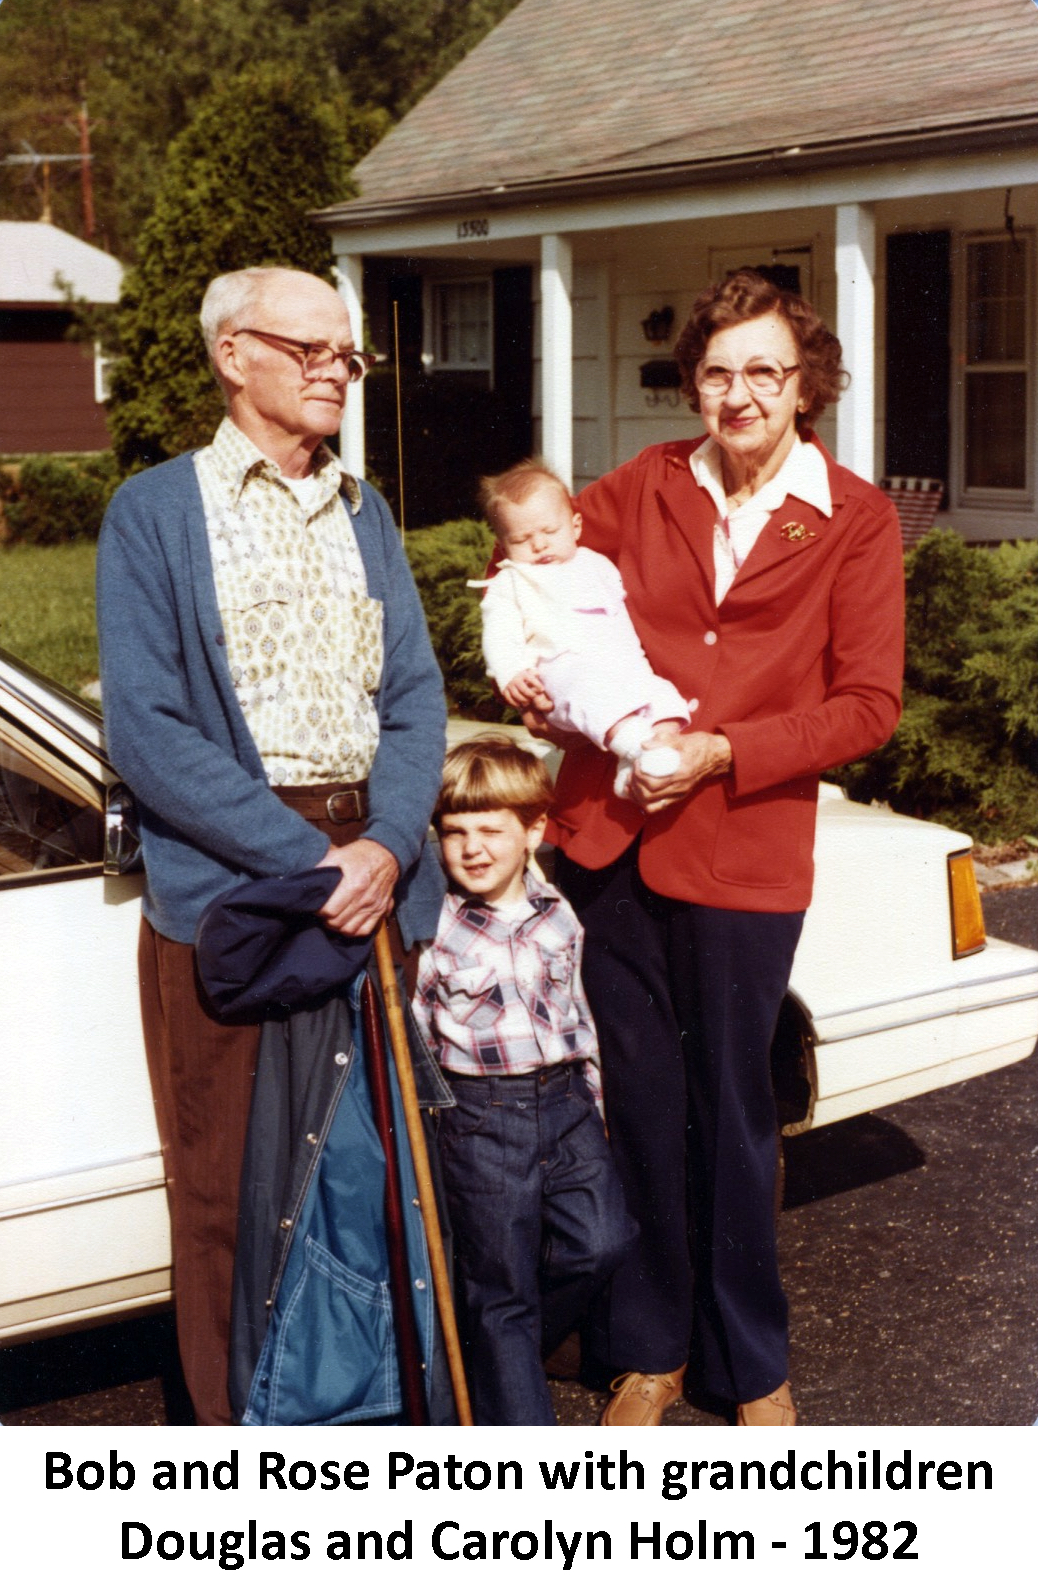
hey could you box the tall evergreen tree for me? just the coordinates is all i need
[106,62,379,469]
[0,0,308,253]
[0,0,520,256]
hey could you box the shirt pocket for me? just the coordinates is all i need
[225,563,296,613]
[225,585,298,688]
[546,950,574,991]
[443,964,506,1029]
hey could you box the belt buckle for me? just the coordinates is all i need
[326,789,363,823]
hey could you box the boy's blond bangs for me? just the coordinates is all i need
[436,734,553,828]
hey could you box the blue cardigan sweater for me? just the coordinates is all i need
[97,453,446,946]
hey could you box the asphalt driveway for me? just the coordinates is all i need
[2,887,1036,1427]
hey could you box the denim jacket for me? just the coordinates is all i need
[231,970,456,1425]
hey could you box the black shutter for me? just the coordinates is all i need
[492,266,533,459]
[884,231,950,493]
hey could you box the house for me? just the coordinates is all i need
[0,221,122,454]
[315,0,1038,538]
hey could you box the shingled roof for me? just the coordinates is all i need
[327,0,1038,219]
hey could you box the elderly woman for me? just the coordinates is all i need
[540,269,904,1426]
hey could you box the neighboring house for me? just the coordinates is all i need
[316,0,1038,538]
[0,221,122,454]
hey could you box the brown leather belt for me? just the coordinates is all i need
[273,781,369,824]
[272,778,418,990]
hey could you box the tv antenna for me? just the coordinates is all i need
[3,106,95,235]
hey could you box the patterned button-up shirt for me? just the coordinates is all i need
[411,872,602,1108]
[195,418,383,786]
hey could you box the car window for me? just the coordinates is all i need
[0,737,103,879]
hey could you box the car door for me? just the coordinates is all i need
[0,659,170,1341]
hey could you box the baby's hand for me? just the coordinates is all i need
[501,669,551,709]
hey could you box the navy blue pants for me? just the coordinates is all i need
[557,845,804,1405]
[438,1061,637,1425]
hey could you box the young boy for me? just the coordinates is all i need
[412,735,637,1425]
[473,460,691,795]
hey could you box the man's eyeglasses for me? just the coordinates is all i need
[232,328,377,383]
[695,361,800,397]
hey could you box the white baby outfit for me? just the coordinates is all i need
[476,547,689,784]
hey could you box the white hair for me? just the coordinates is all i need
[199,266,319,359]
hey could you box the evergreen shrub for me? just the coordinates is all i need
[839,530,1038,839]
[106,63,378,471]
[404,518,509,720]
[0,453,120,545]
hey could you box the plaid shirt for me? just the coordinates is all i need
[412,872,602,1108]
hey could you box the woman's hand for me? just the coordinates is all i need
[629,730,733,814]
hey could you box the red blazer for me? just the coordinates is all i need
[548,436,905,912]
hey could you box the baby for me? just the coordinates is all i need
[473,460,690,794]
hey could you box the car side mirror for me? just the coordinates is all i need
[104,781,143,876]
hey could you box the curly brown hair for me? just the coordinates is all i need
[674,269,847,430]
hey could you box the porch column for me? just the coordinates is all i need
[335,253,365,478]
[540,233,573,491]
[834,203,876,481]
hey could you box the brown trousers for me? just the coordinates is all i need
[139,787,408,1426]
[139,920,258,1426]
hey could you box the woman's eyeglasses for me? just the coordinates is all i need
[695,361,799,397]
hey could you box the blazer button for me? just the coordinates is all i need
[688,697,699,713]
[704,630,718,646]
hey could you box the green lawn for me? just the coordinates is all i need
[0,542,99,692]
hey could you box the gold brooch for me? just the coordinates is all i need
[780,521,816,542]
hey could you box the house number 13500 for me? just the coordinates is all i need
[457,218,489,238]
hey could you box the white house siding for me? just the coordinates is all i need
[601,210,840,470]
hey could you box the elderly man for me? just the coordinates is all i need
[97,266,446,1425]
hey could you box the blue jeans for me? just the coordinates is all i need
[438,1061,637,1425]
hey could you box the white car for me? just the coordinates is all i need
[2,654,1037,1345]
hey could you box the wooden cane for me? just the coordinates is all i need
[373,921,474,1425]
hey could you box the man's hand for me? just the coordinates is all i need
[317,838,399,934]
[501,667,551,710]
[630,730,733,814]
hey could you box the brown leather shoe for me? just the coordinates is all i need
[600,1366,686,1426]
[736,1380,797,1426]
